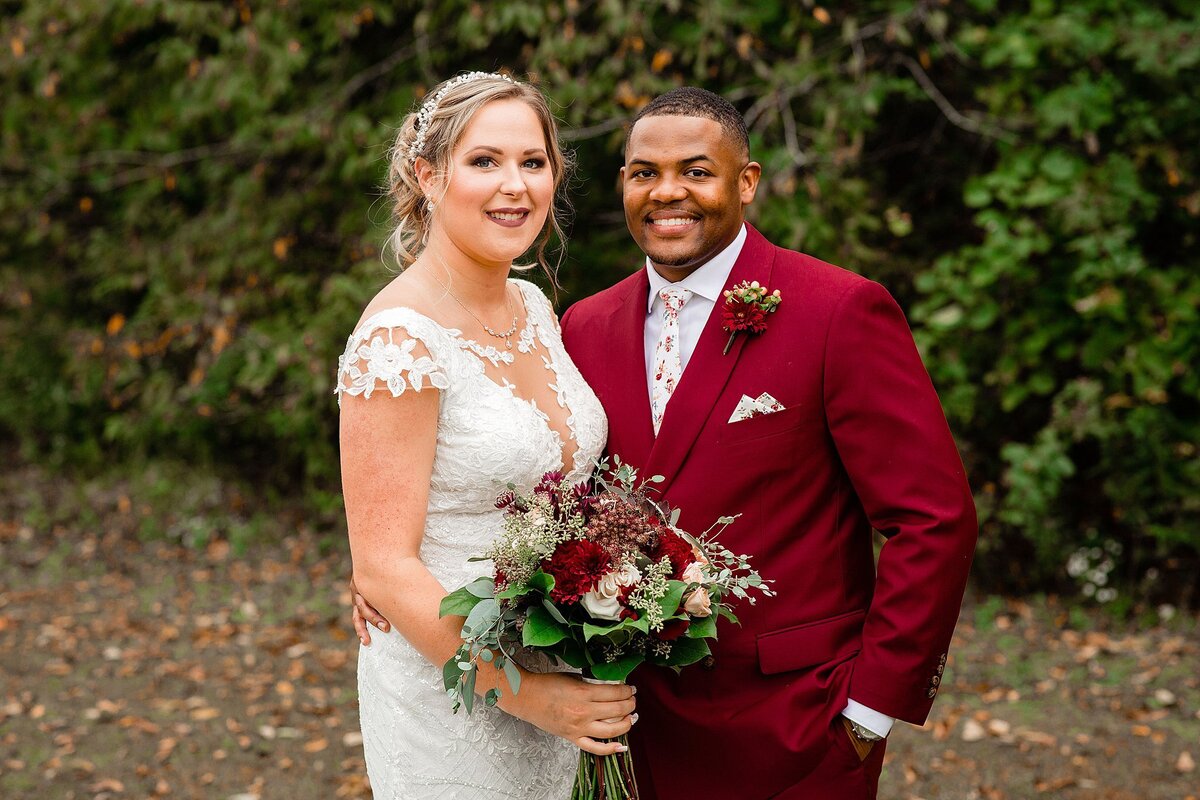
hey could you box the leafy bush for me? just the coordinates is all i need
[908,2,1200,600]
[1,1,1196,600]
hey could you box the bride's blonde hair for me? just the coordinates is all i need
[385,73,572,283]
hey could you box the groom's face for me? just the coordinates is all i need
[622,115,760,280]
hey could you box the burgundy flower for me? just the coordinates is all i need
[535,471,566,495]
[541,539,610,604]
[721,280,781,354]
[615,582,641,622]
[657,618,690,640]
[648,527,697,580]
[722,300,768,333]
[533,470,569,517]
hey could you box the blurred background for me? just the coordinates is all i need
[1,1,1196,798]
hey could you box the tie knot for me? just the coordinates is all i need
[659,287,693,312]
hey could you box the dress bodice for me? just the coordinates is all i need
[336,279,607,583]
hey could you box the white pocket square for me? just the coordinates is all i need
[728,392,786,423]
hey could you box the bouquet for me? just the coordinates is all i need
[438,458,774,799]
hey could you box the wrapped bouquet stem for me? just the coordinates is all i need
[439,457,774,799]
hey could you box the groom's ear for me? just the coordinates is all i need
[739,162,761,206]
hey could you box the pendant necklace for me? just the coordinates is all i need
[429,272,519,350]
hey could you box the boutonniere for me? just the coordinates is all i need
[721,280,782,354]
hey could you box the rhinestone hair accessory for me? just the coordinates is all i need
[407,71,516,164]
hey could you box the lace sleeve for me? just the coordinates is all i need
[335,312,450,404]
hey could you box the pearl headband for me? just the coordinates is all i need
[407,71,516,164]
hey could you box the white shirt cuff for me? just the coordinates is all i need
[841,699,895,738]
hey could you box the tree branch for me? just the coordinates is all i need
[897,55,1017,143]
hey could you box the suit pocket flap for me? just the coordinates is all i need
[756,609,866,676]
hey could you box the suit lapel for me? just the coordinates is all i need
[642,226,777,494]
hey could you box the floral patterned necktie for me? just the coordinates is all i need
[651,286,693,435]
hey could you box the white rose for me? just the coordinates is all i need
[682,587,712,617]
[580,564,641,621]
[681,562,705,585]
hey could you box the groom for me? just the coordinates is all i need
[353,88,976,798]
[556,88,976,799]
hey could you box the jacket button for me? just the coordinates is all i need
[700,655,716,670]
[927,687,937,699]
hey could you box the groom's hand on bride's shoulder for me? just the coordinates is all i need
[349,576,390,645]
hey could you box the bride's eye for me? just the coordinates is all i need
[523,158,546,169]
[472,156,497,168]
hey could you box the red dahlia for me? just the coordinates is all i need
[541,539,610,604]
[649,528,697,580]
[722,301,768,333]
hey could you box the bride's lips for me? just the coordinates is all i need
[645,209,700,237]
[485,207,531,228]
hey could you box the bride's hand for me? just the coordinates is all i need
[502,671,638,756]
[349,576,391,645]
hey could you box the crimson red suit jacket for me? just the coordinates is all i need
[560,225,977,799]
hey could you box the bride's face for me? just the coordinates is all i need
[429,98,555,268]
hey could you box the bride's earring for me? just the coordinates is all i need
[427,197,436,213]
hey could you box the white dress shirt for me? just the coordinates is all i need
[643,224,747,399]
[640,222,894,740]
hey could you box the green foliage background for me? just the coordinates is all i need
[2,0,1197,601]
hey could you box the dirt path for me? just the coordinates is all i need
[1,498,1196,798]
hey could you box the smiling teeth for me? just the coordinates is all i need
[488,212,525,220]
[653,218,694,227]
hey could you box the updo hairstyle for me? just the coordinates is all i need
[385,73,572,281]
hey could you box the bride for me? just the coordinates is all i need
[335,72,636,798]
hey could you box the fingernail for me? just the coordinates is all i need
[360,636,366,644]
[616,745,628,752]
[630,713,639,724]
[381,623,390,631]
[631,686,637,695]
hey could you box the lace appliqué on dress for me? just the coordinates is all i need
[460,338,515,366]
[336,328,450,401]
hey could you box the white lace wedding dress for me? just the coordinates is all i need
[335,279,608,799]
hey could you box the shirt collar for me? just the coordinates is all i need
[645,224,748,314]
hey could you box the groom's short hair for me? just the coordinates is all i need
[628,87,750,157]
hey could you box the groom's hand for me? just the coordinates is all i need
[349,576,391,645]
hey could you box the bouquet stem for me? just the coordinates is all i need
[572,735,638,800]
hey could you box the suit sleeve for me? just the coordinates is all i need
[823,280,977,725]
[559,302,576,338]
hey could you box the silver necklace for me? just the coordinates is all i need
[431,276,519,350]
